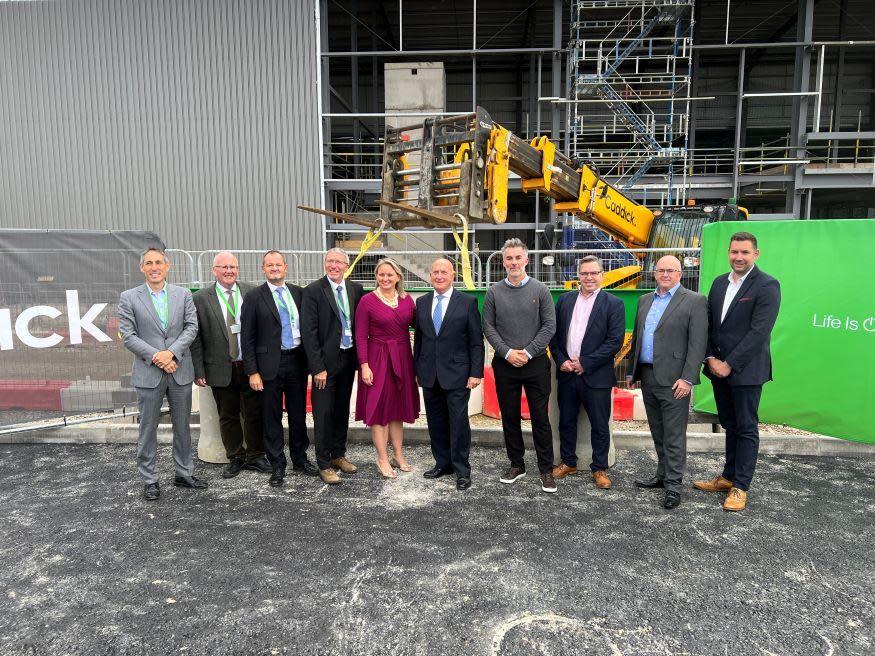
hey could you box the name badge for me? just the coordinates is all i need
[230,323,241,334]
[343,327,352,337]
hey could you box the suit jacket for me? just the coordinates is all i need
[118,283,198,388]
[629,286,708,387]
[190,281,254,387]
[300,277,364,376]
[413,290,485,390]
[704,265,781,387]
[240,281,305,381]
[549,289,625,389]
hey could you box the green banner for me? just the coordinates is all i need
[694,220,875,444]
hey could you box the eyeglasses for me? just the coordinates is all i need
[578,271,602,278]
[654,269,680,275]
[214,265,239,271]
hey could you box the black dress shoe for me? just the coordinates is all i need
[634,476,665,489]
[174,475,208,489]
[143,482,160,501]
[423,465,453,479]
[663,490,681,509]
[222,458,245,479]
[456,477,472,491]
[244,456,272,473]
[269,469,285,487]
[293,460,320,476]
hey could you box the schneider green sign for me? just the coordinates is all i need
[694,220,874,444]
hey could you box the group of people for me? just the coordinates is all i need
[118,231,780,513]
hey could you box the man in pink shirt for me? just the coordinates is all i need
[549,256,625,489]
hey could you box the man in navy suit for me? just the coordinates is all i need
[549,256,625,490]
[413,258,484,490]
[694,231,781,512]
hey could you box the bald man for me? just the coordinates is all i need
[191,251,268,478]
[413,258,484,490]
[628,256,708,509]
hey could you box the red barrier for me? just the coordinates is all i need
[0,380,73,411]
[481,366,530,420]
[612,388,634,420]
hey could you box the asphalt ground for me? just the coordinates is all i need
[0,443,872,656]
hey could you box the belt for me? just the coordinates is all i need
[232,361,245,369]
[281,347,300,354]
[639,362,653,368]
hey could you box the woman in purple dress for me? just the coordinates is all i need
[354,258,420,478]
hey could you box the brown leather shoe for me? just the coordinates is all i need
[693,475,733,493]
[319,468,342,485]
[592,470,612,489]
[331,457,358,474]
[722,487,747,512]
[552,462,578,479]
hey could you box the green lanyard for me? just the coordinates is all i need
[151,289,169,328]
[334,284,350,324]
[216,284,240,321]
[275,286,296,326]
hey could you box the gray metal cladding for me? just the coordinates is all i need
[0,0,323,252]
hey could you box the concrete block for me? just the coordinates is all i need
[60,380,121,412]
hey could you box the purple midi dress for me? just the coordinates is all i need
[354,291,420,426]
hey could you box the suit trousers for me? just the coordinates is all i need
[556,374,612,472]
[640,365,690,493]
[261,348,310,472]
[493,354,554,474]
[135,374,194,484]
[423,382,472,478]
[310,349,357,470]
[211,363,265,462]
[712,377,762,491]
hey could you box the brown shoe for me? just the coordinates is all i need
[330,457,358,474]
[552,462,578,479]
[722,487,747,512]
[319,468,342,485]
[693,475,733,493]
[592,470,612,489]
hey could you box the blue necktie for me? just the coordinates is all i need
[432,294,444,334]
[336,285,351,348]
[275,288,294,349]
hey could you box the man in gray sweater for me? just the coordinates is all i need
[483,238,558,493]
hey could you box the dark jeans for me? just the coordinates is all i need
[423,382,472,478]
[493,354,553,474]
[261,348,310,472]
[641,365,690,493]
[712,377,763,491]
[211,363,264,462]
[310,349,356,470]
[556,373,612,472]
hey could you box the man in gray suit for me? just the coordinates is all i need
[628,255,707,509]
[118,247,207,501]
[191,251,268,478]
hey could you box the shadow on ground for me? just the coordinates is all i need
[0,444,872,656]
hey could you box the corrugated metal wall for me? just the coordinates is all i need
[0,0,322,251]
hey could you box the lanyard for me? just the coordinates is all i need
[334,284,350,323]
[216,284,240,321]
[274,286,296,324]
[151,290,169,326]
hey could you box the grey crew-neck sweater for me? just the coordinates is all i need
[482,278,556,359]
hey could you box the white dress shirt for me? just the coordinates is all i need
[430,285,454,319]
[327,275,353,349]
[720,269,752,323]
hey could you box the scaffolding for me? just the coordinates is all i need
[568,0,694,205]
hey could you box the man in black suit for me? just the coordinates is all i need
[413,258,484,491]
[240,250,318,487]
[301,248,364,486]
[549,256,625,490]
[191,251,269,478]
[694,231,781,512]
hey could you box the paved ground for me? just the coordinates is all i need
[0,443,872,656]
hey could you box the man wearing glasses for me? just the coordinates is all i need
[191,251,269,478]
[628,255,708,509]
[549,256,625,491]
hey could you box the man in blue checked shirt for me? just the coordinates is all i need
[627,255,708,510]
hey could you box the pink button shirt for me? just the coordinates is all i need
[566,289,599,361]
